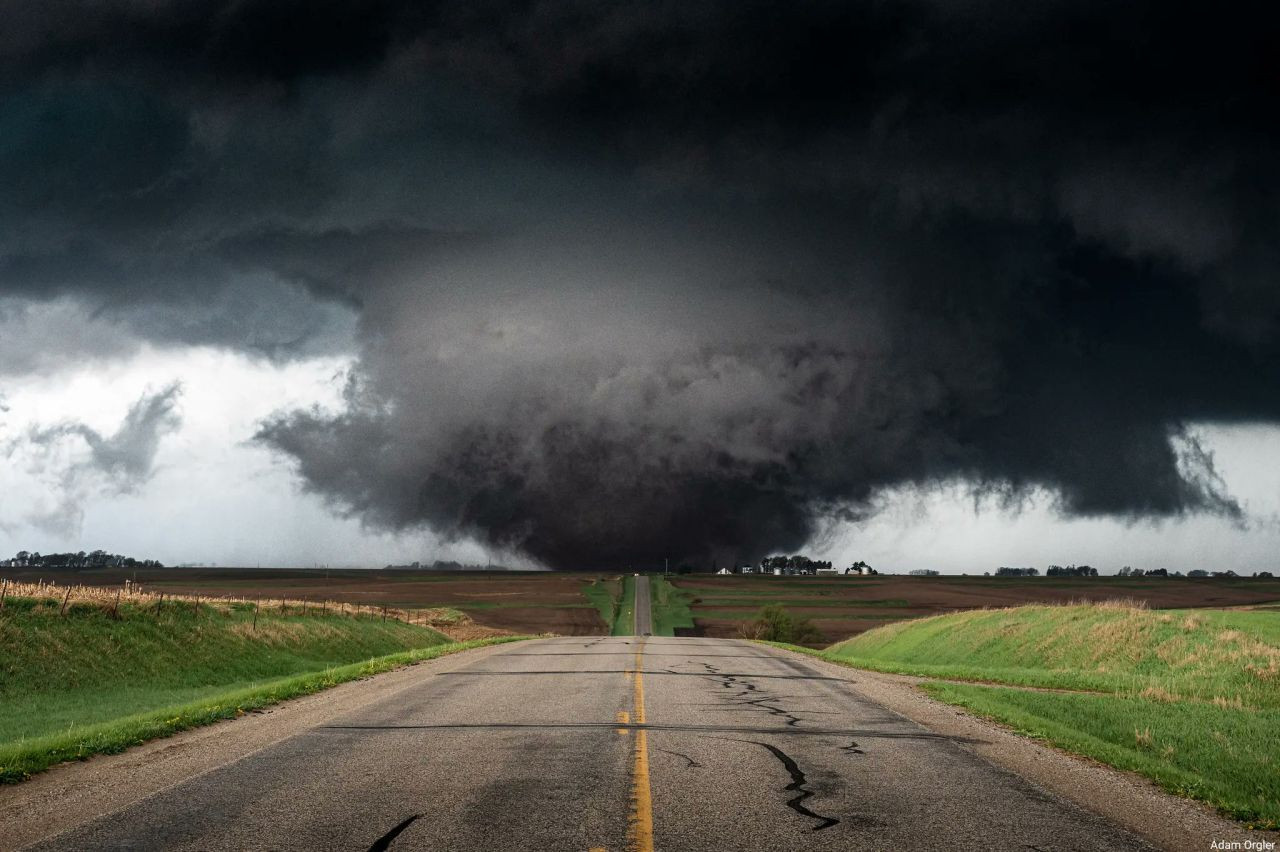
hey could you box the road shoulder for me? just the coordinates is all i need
[766,643,1278,851]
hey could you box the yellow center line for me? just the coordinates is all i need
[628,638,655,852]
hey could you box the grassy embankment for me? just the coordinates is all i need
[788,603,1280,829]
[649,576,695,636]
[581,576,636,635]
[0,594,523,783]
[582,576,691,635]
[613,575,637,635]
[582,577,623,633]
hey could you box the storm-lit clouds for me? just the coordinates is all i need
[5,383,182,534]
[1,1,1278,567]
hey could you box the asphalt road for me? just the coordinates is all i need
[26,628,1157,851]
[633,575,652,635]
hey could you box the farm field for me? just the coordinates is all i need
[6,568,1280,643]
[3,568,611,636]
[798,603,1280,829]
[671,574,1280,644]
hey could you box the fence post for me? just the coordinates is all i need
[382,604,388,622]
[0,578,7,612]
[112,587,122,620]
[253,597,259,631]
[157,593,164,613]
[60,587,72,617]
[193,595,200,617]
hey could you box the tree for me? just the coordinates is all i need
[1054,565,1100,577]
[3,549,164,570]
[741,605,824,644]
[908,569,940,577]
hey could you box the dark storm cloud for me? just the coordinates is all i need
[3,1,1278,565]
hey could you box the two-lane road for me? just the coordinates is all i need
[633,574,652,636]
[24,582,1155,851]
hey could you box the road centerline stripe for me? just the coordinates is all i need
[628,637,655,852]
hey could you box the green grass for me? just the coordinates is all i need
[825,604,1280,705]
[649,577,695,636]
[921,683,1280,829]
[581,579,621,632]
[613,576,637,636]
[0,595,527,782]
[797,603,1280,828]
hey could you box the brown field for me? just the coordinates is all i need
[671,574,1280,644]
[5,568,1277,644]
[0,568,611,636]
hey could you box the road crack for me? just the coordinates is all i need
[655,748,704,768]
[707,737,841,831]
[702,667,813,728]
[366,814,422,851]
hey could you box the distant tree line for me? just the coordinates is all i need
[1,550,164,569]
[909,569,940,576]
[760,555,834,572]
[995,566,1040,577]
[1046,564,1098,577]
[384,560,514,571]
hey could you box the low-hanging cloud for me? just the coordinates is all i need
[10,385,183,534]
[1,1,1277,565]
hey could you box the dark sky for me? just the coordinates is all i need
[2,1,1279,568]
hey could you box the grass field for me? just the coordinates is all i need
[0,592,523,783]
[803,603,1280,828]
[613,575,637,635]
[649,576,695,636]
[582,577,621,632]
[13,567,1280,642]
